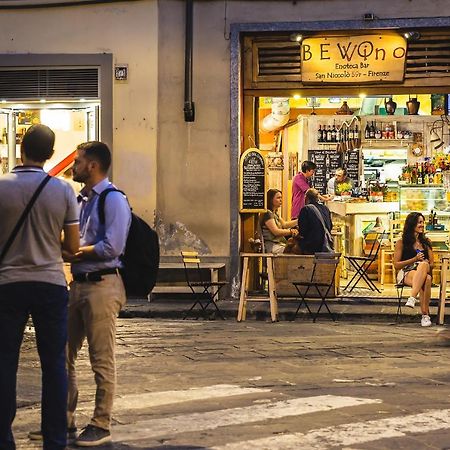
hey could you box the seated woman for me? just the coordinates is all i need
[260,189,298,254]
[393,212,434,327]
[285,188,333,255]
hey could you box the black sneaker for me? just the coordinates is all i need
[28,428,78,441]
[75,425,111,447]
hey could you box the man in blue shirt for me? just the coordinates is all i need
[66,141,131,447]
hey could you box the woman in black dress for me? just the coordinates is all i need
[393,212,434,327]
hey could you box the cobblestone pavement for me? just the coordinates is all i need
[13,319,450,449]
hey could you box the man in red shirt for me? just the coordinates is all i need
[291,160,316,219]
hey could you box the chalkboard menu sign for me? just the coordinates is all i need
[308,149,343,194]
[344,148,360,185]
[308,148,360,194]
[240,148,266,212]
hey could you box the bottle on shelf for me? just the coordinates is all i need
[331,121,337,142]
[318,125,323,143]
[326,125,332,143]
[369,121,375,139]
[364,122,370,139]
[374,123,381,139]
[433,211,438,227]
[354,124,359,141]
[429,210,434,226]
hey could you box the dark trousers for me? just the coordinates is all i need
[0,282,68,450]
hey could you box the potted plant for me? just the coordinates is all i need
[336,181,353,199]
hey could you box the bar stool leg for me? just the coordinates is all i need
[237,257,249,321]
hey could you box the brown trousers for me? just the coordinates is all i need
[67,273,126,431]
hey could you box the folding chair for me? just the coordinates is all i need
[292,252,341,322]
[394,281,408,322]
[344,232,383,293]
[181,251,227,320]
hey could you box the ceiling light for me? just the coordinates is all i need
[359,93,367,99]
[40,99,46,103]
[404,31,421,41]
[293,94,301,100]
[289,33,303,43]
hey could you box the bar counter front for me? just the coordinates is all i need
[327,200,399,257]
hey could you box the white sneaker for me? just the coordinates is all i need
[421,315,432,327]
[405,296,416,308]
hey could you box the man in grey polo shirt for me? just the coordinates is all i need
[0,124,79,450]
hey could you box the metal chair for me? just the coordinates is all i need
[181,251,227,320]
[344,232,383,293]
[292,252,341,322]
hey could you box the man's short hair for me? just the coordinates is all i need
[336,167,347,176]
[77,141,111,173]
[305,188,319,204]
[301,160,316,173]
[21,124,55,162]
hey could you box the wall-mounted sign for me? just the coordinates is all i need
[240,148,266,213]
[114,64,128,81]
[301,34,407,84]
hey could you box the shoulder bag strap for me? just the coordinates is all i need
[309,204,332,237]
[97,187,127,225]
[0,174,52,264]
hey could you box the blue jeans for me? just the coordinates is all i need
[0,282,68,450]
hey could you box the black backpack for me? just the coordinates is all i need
[98,188,160,297]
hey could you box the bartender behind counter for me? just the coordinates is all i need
[327,167,354,197]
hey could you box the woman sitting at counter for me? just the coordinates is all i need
[260,189,298,254]
[393,212,434,327]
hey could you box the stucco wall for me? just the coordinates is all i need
[0,0,158,224]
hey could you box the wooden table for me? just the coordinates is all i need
[237,253,278,322]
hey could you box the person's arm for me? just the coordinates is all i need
[264,218,298,238]
[62,224,80,255]
[393,239,420,270]
[327,178,334,196]
[279,217,298,229]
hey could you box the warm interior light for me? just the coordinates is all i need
[40,109,71,131]
[293,94,301,100]
[1,100,6,103]
[404,31,421,41]
[40,99,46,103]
[289,33,303,43]
[359,93,367,99]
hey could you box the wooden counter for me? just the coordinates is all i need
[327,201,399,257]
[328,201,399,216]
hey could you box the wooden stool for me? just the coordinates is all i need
[237,253,278,322]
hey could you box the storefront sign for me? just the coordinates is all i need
[240,148,266,212]
[301,35,407,83]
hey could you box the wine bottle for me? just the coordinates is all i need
[318,125,323,143]
[374,123,381,139]
[364,122,370,139]
[369,121,375,139]
[331,121,337,142]
[326,125,332,142]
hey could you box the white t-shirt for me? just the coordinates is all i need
[0,166,79,286]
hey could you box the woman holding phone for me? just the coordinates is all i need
[393,212,434,327]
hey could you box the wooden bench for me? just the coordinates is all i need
[149,262,226,301]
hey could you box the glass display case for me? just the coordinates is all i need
[399,184,448,213]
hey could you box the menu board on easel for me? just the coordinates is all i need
[240,148,267,212]
[308,149,343,194]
